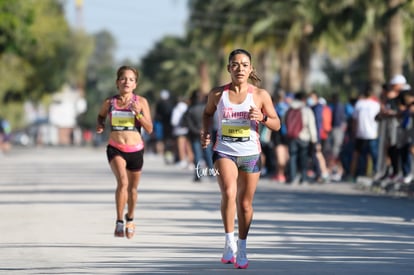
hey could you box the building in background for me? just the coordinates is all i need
[49,84,86,146]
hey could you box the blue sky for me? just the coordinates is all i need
[63,0,189,63]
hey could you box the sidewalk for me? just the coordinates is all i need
[0,147,413,274]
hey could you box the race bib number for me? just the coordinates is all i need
[111,111,135,129]
[221,119,250,142]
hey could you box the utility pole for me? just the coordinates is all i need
[75,0,83,30]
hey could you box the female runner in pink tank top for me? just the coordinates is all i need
[96,65,153,239]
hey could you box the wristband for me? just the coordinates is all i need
[261,115,268,123]
[136,113,143,120]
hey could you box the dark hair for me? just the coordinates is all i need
[362,83,373,98]
[228,49,261,85]
[117,65,139,82]
[309,90,319,97]
[295,91,307,100]
[189,89,200,105]
[228,49,252,63]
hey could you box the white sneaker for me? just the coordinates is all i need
[234,242,248,269]
[221,241,236,264]
[403,175,412,184]
[176,160,188,169]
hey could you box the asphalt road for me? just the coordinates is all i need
[0,146,413,275]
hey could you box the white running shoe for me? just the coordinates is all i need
[403,175,412,184]
[221,241,237,264]
[234,246,249,269]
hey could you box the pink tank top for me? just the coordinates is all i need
[108,94,141,132]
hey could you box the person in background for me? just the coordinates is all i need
[171,96,194,169]
[376,75,406,180]
[154,89,174,163]
[259,115,276,178]
[183,89,214,182]
[201,49,281,269]
[96,65,153,239]
[349,84,380,180]
[270,91,291,183]
[395,85,413,184]
[307,91,331,183]
[285,91,318,184]
[405,91,414,185]
[328,93,347,181]
[340,96,357,179]
[0,117,11,154]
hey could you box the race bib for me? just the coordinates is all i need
[111,111,135,130]
[221,119,250,142]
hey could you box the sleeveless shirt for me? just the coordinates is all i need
[213,84,261,156]
[108,94,142,132]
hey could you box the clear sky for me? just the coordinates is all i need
[63,0,189,63]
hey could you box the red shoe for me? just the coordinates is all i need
[272,174,286,183]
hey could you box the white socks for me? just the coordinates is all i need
[238,238,246,250]
[225,232,247,249]
[225,232,235,243]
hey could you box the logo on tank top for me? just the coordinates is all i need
[221,107,250,142]
[223,107,249,119]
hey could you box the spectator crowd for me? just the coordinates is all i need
[147,75,414,187]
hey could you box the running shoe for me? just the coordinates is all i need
[234,244,248,269]
[272,174,286,183]
[221,241,237,264]
[387,174,399,182]
[114,221,124,238]
[125,221,135,239]
[401,175,412,185]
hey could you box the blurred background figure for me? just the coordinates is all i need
[154,89,175,164]
[349,85,381,180]
[376,75,406,181]
[285,91,317,184]
[0,117,12,154]
[340,96,358,179]
[328,92,347,181]
[270,91,291,183]
[394,84,413,184]
[307,91,331,183]
[183,90,214,182]
[259,116,276,178]
[171,96,193,169]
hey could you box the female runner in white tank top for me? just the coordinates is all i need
[201,49,281,269]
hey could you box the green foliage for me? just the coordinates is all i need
[140,36,200,99]
[0,0,73,102]
[0,0,97,130]
[77,31,117,130]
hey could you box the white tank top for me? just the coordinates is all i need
[214,84,261,156]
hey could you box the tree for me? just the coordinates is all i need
[140,36,199,98]
[0,0,98,130]
[78,30,116,130]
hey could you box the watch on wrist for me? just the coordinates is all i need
[261,115,268,123]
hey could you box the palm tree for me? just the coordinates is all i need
[310,0,411,94]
